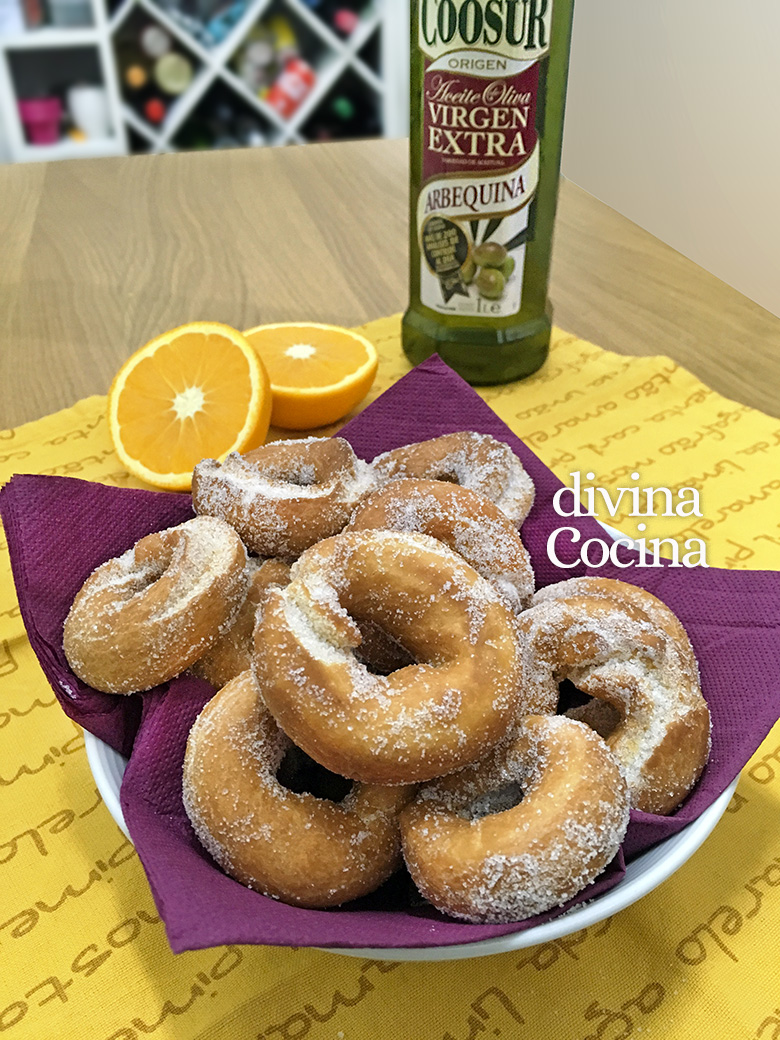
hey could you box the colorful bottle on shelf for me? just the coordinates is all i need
[266,58,316,119]
[403,0,576,385]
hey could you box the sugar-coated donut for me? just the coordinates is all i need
[183,670,415,908]
[253,529,527,785]
[63,515,248,694]
[192,437,374,559]
[372,432,535,526]
[347,478,535,613]
[517,577,711,814]
[191,558,291,689]
[400,715,630,923]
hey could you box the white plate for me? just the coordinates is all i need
[84,728,735,962]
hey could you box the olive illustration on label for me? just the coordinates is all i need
[501,255,516,279]
[461,257,477,285]
[472,242,508,269]
[476,267,505,299]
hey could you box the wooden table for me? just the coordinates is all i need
[2,138,779,428]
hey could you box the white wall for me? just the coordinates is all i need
[562,0,780,319]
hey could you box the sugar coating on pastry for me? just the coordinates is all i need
[518,576,711,814]
[347,477,535,612]
[192,436,375,559]
[63,515,248,694]
[183,670,414,908]
[253,528,530,785]
[191,557,291,689]
[400,715,630,923]
[372,431,535,526]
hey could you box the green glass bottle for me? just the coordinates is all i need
[403,0,575,384]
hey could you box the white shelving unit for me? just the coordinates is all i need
[0,0,407,161]
[0,0,127,161]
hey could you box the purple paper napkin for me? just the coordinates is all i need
[2,355,779,952]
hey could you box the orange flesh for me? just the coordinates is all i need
[247,328,370,389]
[117,333,254,471]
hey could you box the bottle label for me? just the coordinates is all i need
[416,0,553,318]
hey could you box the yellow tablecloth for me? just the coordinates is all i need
[1,317,779,1040]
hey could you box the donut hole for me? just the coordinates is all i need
[130,535,177,589]
[351,618,417,676]
[285,464,318,487]
[276,745,353,803]
[557,680,622,740]
[459,781,525,821]
[266,463,318,487]
[556,678,591,714]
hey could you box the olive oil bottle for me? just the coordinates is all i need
[403,0,576,384]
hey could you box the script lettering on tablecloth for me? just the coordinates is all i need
[0,787,102,864]
[261,960,401,1039]
[755,1008,780,1039]
[581,981,666,1040]
[101,947,244,1039]
[43,414,105,448]
[0,908,162,1034]
[0,732,84,788]
[0,838,135,942]
[514,918,613,972]
[0,640,19,678]
[725,789,750,814]
[676,854,780,965]
[748,742,780,786]
[0,695,57,732]
[443,988,525,1040]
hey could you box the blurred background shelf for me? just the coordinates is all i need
[0,0,407,161]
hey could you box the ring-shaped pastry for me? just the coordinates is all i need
[191,558,291,689]
[400,715,630,923]
[517,577,711,814]
[371,432,535,526]
[192,436,374,559]
[347,478,535,612]
[63,515,248,694]
[253,529,527,785]
[183,670,414,908]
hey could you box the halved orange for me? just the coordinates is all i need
[243,322,378,430]
[107,322,272,491]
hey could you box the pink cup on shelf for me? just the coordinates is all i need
[18,97,62,145]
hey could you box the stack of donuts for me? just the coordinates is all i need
[63,432,712,924]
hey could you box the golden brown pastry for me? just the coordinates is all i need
[183,670,414,908]
[63,515,247,694]
[517,577,711,814]
[190,558,291,688]
[400,715,630,923]
[372,432,535,526]
[253,529,528,785]
[348,477,535,612]
[192,436,375,559]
